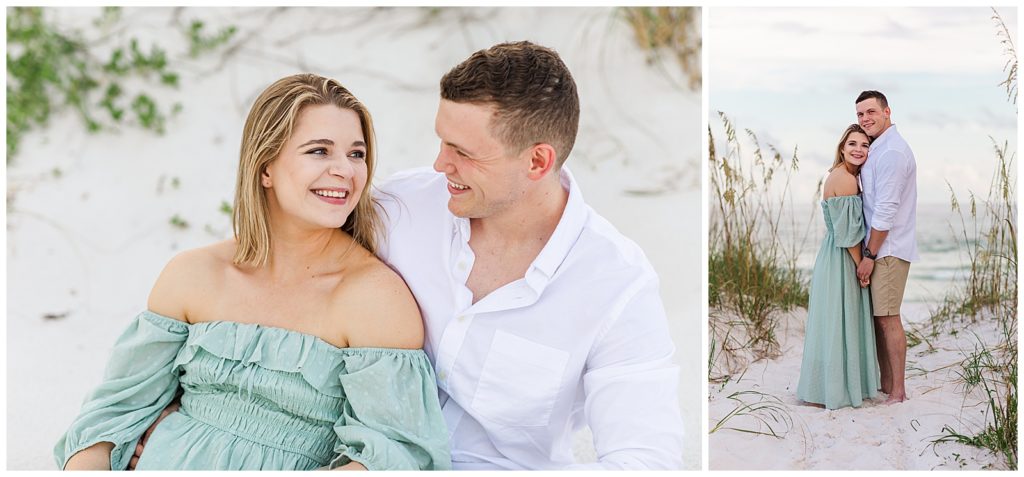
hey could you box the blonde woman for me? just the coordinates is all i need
[796,124,881,410]
[54,74,451,470]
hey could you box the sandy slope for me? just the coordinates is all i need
[6,7,701,469]
[709,304,1012,470]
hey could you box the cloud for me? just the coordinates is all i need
[710,7,1017,92]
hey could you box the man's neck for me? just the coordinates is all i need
[470,173,569,249]
[463,173,570,303]
[872,122,893,140]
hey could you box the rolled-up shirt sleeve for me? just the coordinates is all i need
[567,277,685,470]
[869,150,912,232]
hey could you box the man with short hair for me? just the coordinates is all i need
[376,41,685,469]
[854,90,918,404]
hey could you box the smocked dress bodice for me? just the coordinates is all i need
[55,311,451,470]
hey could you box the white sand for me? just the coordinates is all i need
[709,303,1013,470]
[6,7,701,469]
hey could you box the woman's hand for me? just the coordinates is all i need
[856,257,875,282]
[63,442,114,470]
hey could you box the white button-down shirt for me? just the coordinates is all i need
[374,167,684,470]
[861,125,919,262]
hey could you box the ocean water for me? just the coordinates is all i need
[775,202,1006,322]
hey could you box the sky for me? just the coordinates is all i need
[709,7,1019,205]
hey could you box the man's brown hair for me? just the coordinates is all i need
[440,41,580,167]
[856,90,888,109]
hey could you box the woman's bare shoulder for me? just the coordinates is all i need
[147,240,236,322]
[824,168,860,198]
[336,252,424,350]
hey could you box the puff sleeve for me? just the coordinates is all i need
[827,196,868,248]
[329,350,452,470]
[54,311,188,470]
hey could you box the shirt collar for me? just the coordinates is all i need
[528,166,588,281]
[451,167,588,291]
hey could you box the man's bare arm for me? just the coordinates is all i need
[126,400,180,470]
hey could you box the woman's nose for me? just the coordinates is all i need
[329,157,355,177]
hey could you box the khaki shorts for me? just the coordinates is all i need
[870,256,911,317]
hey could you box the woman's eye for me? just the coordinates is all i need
[306,148,328,156]
[349,150,366,160]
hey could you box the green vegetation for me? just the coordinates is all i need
[927,140,1018,470]
[926,9,1018,470]
[169,214,189,229]
[6,7,236,161]
[708,112,810,376]
[185,20,237,58]
[710,390,793,439]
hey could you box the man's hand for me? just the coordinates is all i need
[127,401,180,470]
[857,257,874,282]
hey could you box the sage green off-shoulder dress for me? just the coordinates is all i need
[54,311,451,470]
[796,195,881,409]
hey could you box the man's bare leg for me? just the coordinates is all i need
[875,319,892,395]
[875,314,907,403]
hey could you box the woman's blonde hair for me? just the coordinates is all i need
[830,123,871,172]
[233,73,381,267]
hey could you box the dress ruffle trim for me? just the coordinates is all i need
[137,311,428,399]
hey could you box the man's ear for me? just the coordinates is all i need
[883,107,892,119]
[526,143,558,181]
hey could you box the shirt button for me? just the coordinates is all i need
[457,261,467,271]
[438,370,447,381]
[457,315,466,323]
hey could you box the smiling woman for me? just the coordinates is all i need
[263,106,368,233]
[232,76,382,268]
[53,73,452,471]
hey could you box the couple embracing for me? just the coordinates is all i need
[55,42,684,470]
[798,91,919,410]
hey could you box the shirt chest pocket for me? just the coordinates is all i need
[471,331,570,428]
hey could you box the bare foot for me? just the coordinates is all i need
[884,394,906,404]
